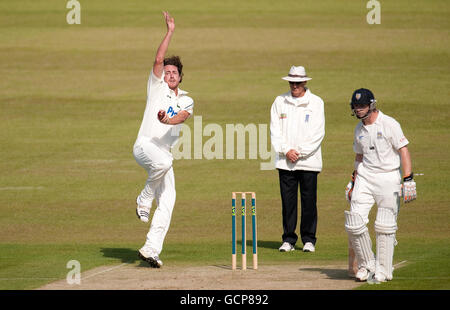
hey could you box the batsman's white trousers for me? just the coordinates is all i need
[133,136,176,255]
[350,165,401,279]
[350,165,402,220]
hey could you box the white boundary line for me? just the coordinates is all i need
[394,260,408,268]
[82,263,127,281]
[392,260,450,279]
[0,263,127,283]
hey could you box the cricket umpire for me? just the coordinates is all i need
[133,12,193,268]
[345,88,416,283]
[270,65,325,253]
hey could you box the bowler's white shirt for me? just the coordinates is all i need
[270,89,325,172]
[353,111,409,173]
[137,70,194,148]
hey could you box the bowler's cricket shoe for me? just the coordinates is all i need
[279,242,295,252]
[136,204,150,223]
[138,247,163,268]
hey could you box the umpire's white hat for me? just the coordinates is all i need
[282,66,312,82]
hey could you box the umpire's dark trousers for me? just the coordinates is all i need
[278,169,319,246]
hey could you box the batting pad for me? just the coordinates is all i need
[375,233,396,280]
[345,211,375,271]
[374,207,397,234]
[375,208,398,280]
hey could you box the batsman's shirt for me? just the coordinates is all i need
[353,111,409,173]
[137,70,194,149]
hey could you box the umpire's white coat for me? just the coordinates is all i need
[270,89,325,172]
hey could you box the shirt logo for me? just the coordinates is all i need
[358,135,364,140]
[305,114,310,122]
[280,113,287,119]
[167,106,178,117]
[377,131,383,139]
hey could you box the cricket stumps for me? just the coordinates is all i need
[232,192,257,270]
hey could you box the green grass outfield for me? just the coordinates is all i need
[0,0,449,290]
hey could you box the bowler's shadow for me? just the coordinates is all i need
[101,248,138,263]
[101,248,149,267]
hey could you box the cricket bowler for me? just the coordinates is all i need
[133,12,193,268]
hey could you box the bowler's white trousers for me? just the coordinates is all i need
[133,136,176,255]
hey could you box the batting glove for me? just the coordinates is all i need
[345,171,356,203]
[402,173,417,203]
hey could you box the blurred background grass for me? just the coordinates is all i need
[0,0,449,289]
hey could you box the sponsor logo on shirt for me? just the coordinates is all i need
[377,131,383,139]
[167,106,178,118]
[280,113,287,119]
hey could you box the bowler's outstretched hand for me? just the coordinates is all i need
[163,11,175,32]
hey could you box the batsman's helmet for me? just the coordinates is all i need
[350,88,377,119]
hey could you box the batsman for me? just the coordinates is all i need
[344,88,417,283]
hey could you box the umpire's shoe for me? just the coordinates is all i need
[302,242,315,252]
[138,246,163,268]
[279,242,295,252]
